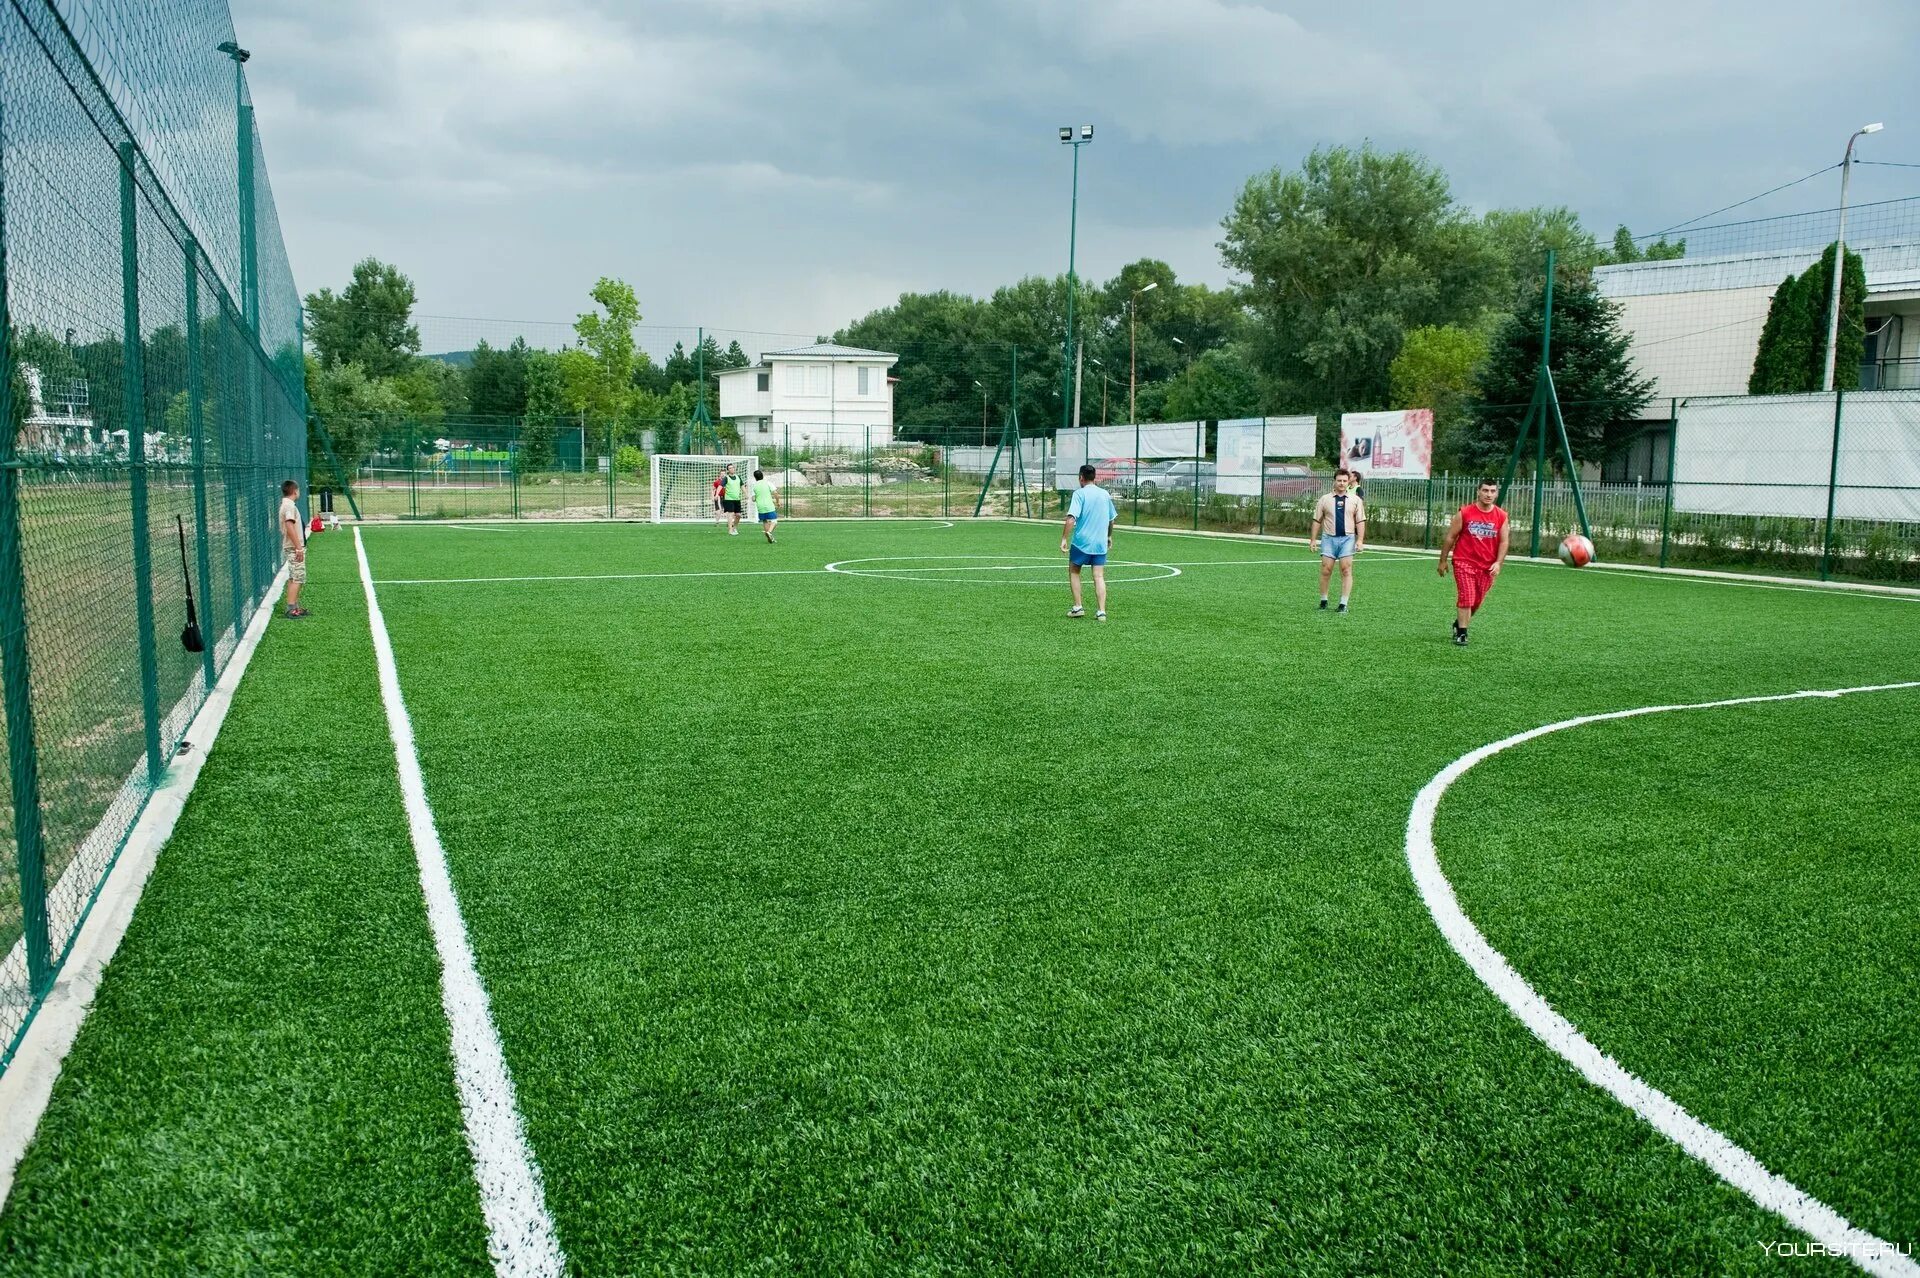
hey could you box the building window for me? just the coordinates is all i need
[757,372,769,393]
[857,366,870,396]
[783,365,805,394]
[809,366,829,396]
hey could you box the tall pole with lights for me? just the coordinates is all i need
[1059,125,1092,438]
[1822,122,1883,392]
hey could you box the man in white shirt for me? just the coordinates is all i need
[279,479,308,618]
[1308,469,1366,613]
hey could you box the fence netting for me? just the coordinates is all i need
[1,0,307,1073]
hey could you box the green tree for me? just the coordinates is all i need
[836,290,995,435]
[469,338,532,417]
[1390,325,1487,467]
[519,350,567,473]
[305,357,408,482]
[573,278,640,430]
[304,258,420,377]
[1749,243,1866,393]
[1610,225,1686,263]
[1461,273,1654,471]
[1220,144,1500,440]
[1162,346,1262,421]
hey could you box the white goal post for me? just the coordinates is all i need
[650,454,760,523]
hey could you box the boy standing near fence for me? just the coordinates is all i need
[279,479,307,618]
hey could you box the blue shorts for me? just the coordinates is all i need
[757,510,778,522]
[1068,547,1107,567]
[1320,534,1356,560]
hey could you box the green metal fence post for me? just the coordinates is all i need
[119,143,164,784]
[1191,421,1201,531]
[1820,390,1845,581]
[1133,420,1141,526]
[0,100,54,996]
[1256,418,1269,537]
[184,237,216,688]
[605,414,614,518]
[866,425,873,518]
[1659,398,1678,568]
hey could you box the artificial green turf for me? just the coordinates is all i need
[0,536,491,1276]
[4,517,1914,1274]
[374,520,1909,1273]
[1441,690,1920,1245]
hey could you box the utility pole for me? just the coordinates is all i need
[1058,125,1093,437]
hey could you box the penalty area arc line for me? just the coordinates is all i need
[353,529,568,1278]
[1406,680,1920,1278]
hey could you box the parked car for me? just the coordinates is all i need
[1089,456,1145,485]
[1135,459,1215,496]
[1262,464,1319,502]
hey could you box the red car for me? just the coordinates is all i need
[1088,456,1147,484]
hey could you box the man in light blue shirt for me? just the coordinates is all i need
[1060,463,1118,621]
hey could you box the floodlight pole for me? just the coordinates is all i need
[1059,126,1092,439]
[1822,124,1882,392]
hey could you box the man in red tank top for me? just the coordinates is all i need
[1438,479,1510,646]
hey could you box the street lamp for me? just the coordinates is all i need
[1823,122,1884,392]
[1128,281,1157,426]
[1089,358,1110,425]
[973,380,988,444]
[1059,125,1093,436]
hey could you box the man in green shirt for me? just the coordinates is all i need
[719,464,744,535]
[751,468,779,543]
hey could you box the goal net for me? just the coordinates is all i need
[650,454,759,523]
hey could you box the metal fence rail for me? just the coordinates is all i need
[1,0,307,1075]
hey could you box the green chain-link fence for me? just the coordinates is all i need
[1,0,307,1074]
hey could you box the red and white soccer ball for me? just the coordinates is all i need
[1557,534,1595,568]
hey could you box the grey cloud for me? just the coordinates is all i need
[234,0,1920,339]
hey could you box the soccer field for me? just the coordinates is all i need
[1,517,1915,1275]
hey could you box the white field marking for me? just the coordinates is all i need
[353,530,567,1278]
[1007,516,1920,601]
[1013,518,1912,598]
[361,516,958,529]
[1408,681,1920,1278]
[823,554,1182,584]
[0,577,283,1212]
[376,567,830,586]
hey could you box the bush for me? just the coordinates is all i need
[614,445,645,475]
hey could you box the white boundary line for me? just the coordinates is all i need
[359,516,959,529]
[1009,517,1920,601]
[0,573,286,1212]
[354,530,567,1278]
[376,567,830,586]
[376,555,1367,588]
[1407,681,1920,1277]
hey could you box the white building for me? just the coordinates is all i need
[1592,241,1920,482]
[716,342,899,452]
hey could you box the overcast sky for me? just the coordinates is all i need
[233,0,1920,351]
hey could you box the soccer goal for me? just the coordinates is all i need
[650,454,759,523]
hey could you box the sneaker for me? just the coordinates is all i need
[285,607,308,618]
[1095,610,1107,622]
[1318,598,1329,610]
[1068,606,1085,618]
[1336,602,1348,613]
[1453,630,1468,647]
[729,528,738,536]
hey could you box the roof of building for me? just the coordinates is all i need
[760,342,899,360]
[1594,240,1920,298]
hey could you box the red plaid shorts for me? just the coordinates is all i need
[1454,563,1493,611]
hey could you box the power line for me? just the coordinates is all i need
[1649,163,1840,238]
[1858,160,1920,170]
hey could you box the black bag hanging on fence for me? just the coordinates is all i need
[177,515,204,654]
